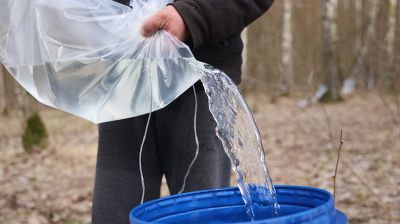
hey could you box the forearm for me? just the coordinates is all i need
[170,0,274,49]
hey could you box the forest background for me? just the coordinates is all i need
[1,0,399,223]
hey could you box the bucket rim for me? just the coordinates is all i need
[130,185,343,224]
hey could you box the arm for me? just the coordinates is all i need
[170,0,274,49]
[142,0,274,49]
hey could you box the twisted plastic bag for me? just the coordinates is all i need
[0,0,201,123]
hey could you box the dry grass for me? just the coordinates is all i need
[0,91,399,224]
[248,91,400,224]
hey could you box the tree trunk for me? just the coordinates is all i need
[244,0,282,95]
[1,64,36,117]
[362,0,379,87]
[321,0,340,101]
[2,65,21,115]
[354,0,363,52]
[0,65,6,112]
[240,28,248,92]
[394,0,400,77]
[346,0,377,84]
[342,0,350,11]
[369,0,390,88]
[281,0,293,95]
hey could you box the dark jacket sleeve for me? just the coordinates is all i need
[170,0,274,50]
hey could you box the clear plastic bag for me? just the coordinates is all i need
[0,0,279,214]
[0,0,201,123]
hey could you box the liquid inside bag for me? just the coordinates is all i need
[0,0,201,123]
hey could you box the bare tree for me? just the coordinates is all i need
[281,0,293,95]
[0,65,6,112]
[342,0,350,10]
[394,0,400,76]
[369,0,390,87]
[244,0,397,96]
[2,65,21,115]
[354,0,363,53]
[321,0,340,101]
[344,0,378,93]
[363,0,379,87]
[241,28,248,92]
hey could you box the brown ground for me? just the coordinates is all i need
[0,91,399,224]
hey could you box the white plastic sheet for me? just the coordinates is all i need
[0,0,201,123]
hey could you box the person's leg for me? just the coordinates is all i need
[155,82,231,195]
[92,115,162,224]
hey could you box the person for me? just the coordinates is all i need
[92,0,274,223]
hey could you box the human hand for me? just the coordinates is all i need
[141,6,188,41]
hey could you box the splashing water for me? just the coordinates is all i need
[200,64,280,221]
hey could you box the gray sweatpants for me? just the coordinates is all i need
[91,82,231,224]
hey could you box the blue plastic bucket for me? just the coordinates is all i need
[129,185,347,224]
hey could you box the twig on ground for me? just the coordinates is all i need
[332,130,343,202]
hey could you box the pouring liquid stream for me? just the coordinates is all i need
[200,64,280,221]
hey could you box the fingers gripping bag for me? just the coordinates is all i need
[0,0,201,123]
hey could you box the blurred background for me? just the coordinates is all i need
[1,0,399,223]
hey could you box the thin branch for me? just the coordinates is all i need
[332,130,343,202]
